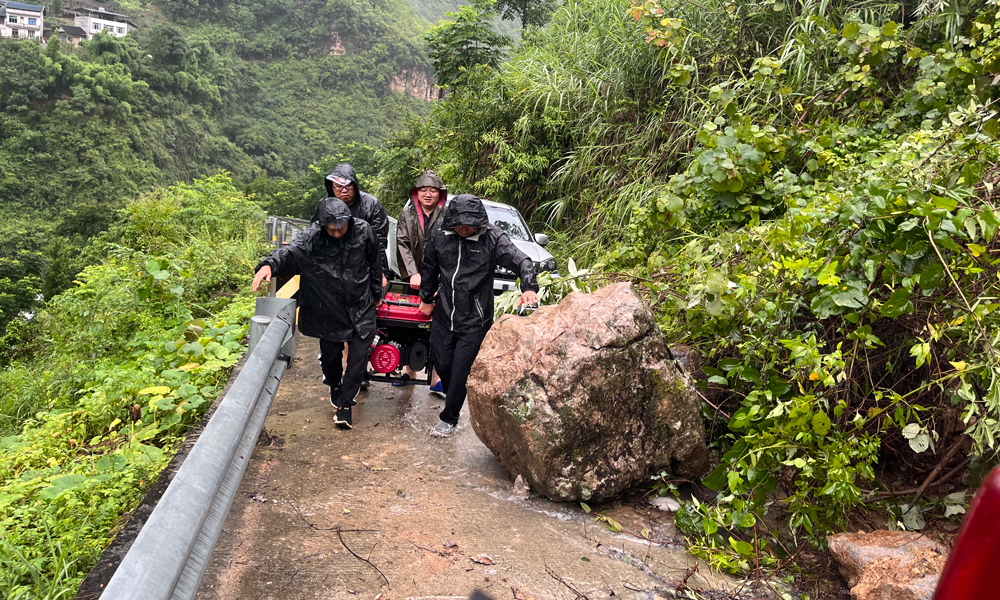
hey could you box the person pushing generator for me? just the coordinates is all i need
[252,198,383,430]
[418,194,539,438]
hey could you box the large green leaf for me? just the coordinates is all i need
[880,288,914,318]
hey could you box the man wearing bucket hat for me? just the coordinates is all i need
[393,170,447,390]
[253,198,383,430]
[418,194,539,438]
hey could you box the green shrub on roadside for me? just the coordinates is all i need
[384,0,1000,576]
[0,174,265,597]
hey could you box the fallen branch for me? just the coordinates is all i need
[545,563,590,600]
[675,563,698,594]
[696,390,732,421]
[288,502,383,533]
[861,443,970,503]
[288,502,389,587]
[908,436,968,511]
[403,537,450,557]
[338,526,390,588]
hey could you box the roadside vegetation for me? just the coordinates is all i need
[380,0,1000,579]
[0,175,265,598]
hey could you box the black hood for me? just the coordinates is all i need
[314,197,354,229]
[324,163,361,197]
[441,194,489,229]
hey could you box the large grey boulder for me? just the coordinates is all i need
[466,282,709,502]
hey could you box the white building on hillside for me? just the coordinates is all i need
[69,6,135,38]
[0,1,46,40]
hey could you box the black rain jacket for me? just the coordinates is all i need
[420,194,539,333]
[313,163,391,278]
[258,198,382,342]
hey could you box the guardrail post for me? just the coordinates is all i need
[254,297,296,359]
[248,315,271,354]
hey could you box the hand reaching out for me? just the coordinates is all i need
[252,266,272,291]
[517,290,538,307]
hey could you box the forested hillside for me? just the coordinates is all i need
[378,0,1000,578]
[0,0,437,333]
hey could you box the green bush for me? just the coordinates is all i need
[0,175,265,597]
[381,0,1000,575]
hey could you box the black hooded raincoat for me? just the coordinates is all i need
[420,194,539,333]
[313,163,391,278]
[258,198,382,342]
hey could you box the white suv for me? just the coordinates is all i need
[387,198,558,294]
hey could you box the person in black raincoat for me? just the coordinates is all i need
[313,163,391,285]
[418,194,539,438]
[253,198,383,430]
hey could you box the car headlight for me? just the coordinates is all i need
[534,258,558,273]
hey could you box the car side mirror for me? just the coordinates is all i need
[534,233,549,246]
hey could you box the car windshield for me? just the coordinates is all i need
[486,206,531,241]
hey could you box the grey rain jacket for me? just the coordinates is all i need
[420,194,539,333]
[258,198,382,342]
[313,163,391,278]
[396,171,447,280]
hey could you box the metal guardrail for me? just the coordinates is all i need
[100,299,296,600]
[266,216,311,249]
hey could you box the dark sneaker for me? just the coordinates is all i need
[360,378,371,390]
[429,381,445,398]
[329,387,341,408]
[334,407,353,430]
[430,420,456,438]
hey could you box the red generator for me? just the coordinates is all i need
[368,281,433,384]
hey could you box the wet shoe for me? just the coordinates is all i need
[391,374,415,387]
[334,407,353,429]
[429,381,445,397]
[429,420,456,438]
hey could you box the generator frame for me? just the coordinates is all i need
[367,281,434,385]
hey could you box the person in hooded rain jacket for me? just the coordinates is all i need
[253,198,383,430]
[418,194,539,438]
[394,170,447,389]
[312,163,391,286]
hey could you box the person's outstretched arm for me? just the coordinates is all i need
[252,238,303,291]
[495,231,539,307]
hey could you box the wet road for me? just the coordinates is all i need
[196,333,733,600]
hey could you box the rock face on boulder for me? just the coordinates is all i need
[466,282,709,502]
[827,530,947,600]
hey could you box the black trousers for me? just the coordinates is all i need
[431,326,488,426]
[319,332,373,409]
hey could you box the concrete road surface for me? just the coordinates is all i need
[196,333,737,600]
